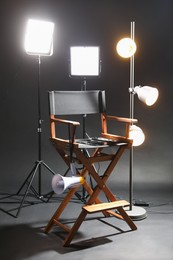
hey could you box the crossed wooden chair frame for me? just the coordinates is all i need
[44,90,137,246]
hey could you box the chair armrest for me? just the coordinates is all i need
[51,117,80,126]
[50,115,80,140]
[101,113,138,141]
[105,115,138,124]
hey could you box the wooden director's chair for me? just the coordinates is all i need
[45,90,137,246]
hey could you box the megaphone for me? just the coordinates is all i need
[52,174,84,194]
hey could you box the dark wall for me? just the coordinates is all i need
[0,0,173,194]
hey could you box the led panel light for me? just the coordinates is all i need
[24,19,54,56]
[70,46,100,77]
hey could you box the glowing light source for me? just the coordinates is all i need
[134,86,159,106]
[129,125,145,146]
[116,37,137,58]
[24,19,54,56]
[70,46,100,76]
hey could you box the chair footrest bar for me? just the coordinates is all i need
[83,200,129,213]
[53,219,71,233]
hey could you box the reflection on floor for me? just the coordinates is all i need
[0,185,173,260]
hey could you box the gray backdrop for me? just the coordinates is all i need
[0,0,172,199]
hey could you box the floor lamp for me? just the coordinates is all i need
[15,19,56,217]
[69,46,101,201]
[116,21,159,220]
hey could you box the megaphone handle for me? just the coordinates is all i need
[70,162,76,176]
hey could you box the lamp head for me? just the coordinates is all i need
[129,125,145,146]
[70,46,100,77]
[24,19,54,56]
[116,37,137,58]
[134,86,159,106]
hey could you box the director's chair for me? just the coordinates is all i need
[45,90,137,246]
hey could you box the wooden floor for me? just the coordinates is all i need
[0,185,173,260]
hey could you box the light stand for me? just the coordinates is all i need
[70,46,101,139]
[116,21,159,220]
[127,21,147,220]
[15,19,56,217]
[81,77,87,139]
[127,22,144,219]
[69,46,101,202]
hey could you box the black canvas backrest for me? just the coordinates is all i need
[48,90,106,115]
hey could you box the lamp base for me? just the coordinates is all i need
[125,205,147,220]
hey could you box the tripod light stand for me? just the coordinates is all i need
[70,46,101,136]
[16,19,56,217]
[69,46,101,201]
[116,21,159,220]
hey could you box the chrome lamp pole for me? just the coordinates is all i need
[116,21,159,220]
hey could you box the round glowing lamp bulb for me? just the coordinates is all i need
[116,38,137,58]
[129,125,145,146]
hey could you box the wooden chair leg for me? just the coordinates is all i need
[45,187,78,233]
[63,209,87,247]
[117,206,137,231]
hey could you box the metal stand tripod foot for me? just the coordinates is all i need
[15,160,55,217]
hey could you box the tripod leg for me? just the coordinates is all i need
[39,161,56,201]
[16,162,40,217]
[16,162,38,195]
[41,161,56,175]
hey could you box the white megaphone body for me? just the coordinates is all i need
[52,174,84,194]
